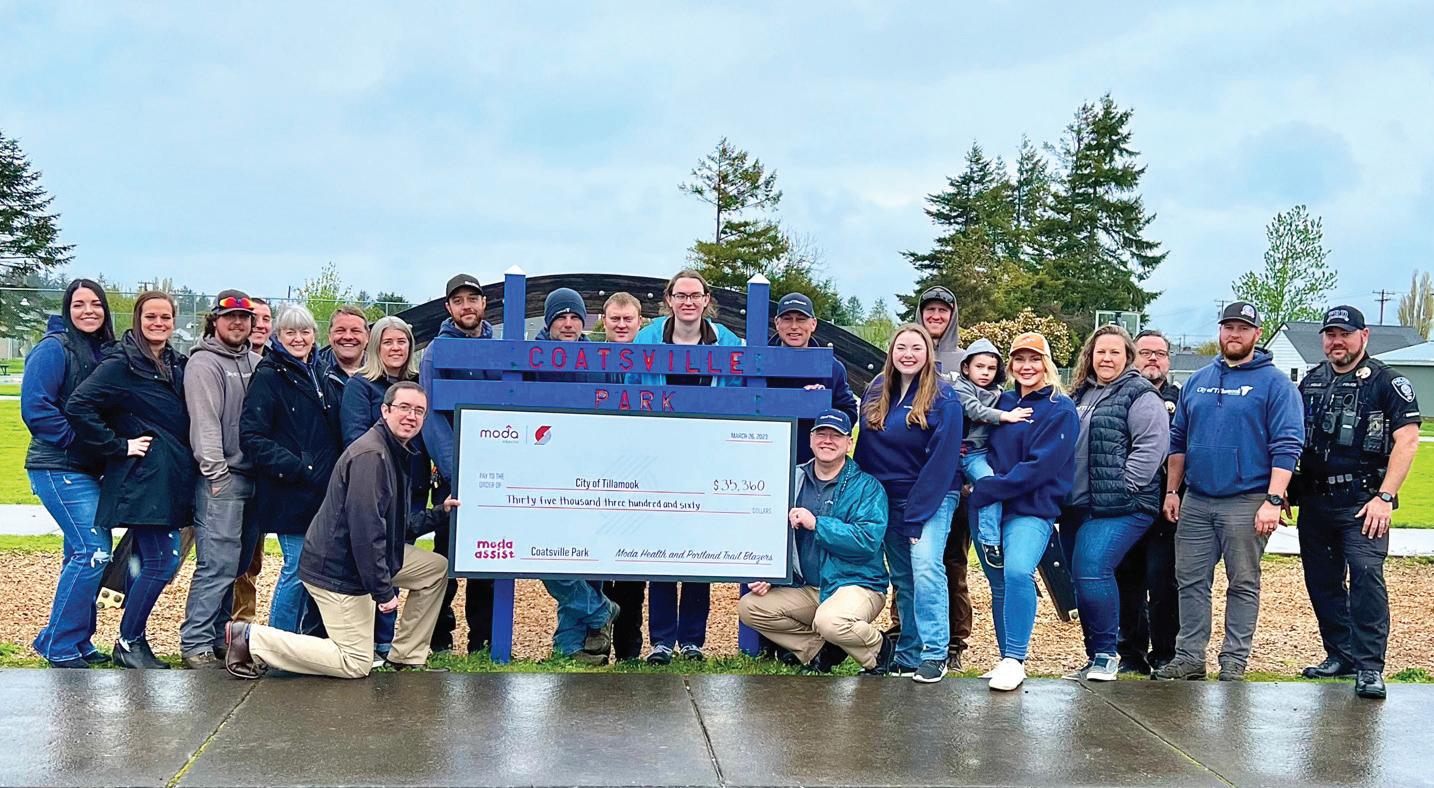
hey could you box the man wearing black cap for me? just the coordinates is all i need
[915,284,973,670]
[1156,301,1304,682]
[1294,305,1420,699]
[737,409,894,675]
[180,290,263,668]
[418,274,497,655]
[768,292,858,463]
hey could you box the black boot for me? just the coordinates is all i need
[1302,656,1356,679]
[113,637,170,670]
[800,642,850,674]
[1355,671,1386,700]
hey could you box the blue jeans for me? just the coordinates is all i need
[962,451,1002,547]
[883,492,958,665]
[973,513,1053,661]
[545,579,612,655]
[648,582,710,649]
[269,534,309,633]
[1060,510,1153,657]
[30,470,109,662]
[118,528,182,641]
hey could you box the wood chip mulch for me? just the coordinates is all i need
[4,552,1431,675]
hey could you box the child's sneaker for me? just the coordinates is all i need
[981,543,1004,569]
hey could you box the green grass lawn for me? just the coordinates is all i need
[0,401,38,504]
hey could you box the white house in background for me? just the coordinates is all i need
[1265,321,1425,383]
[1374,341,1434,406]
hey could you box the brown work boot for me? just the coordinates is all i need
[224,621,263,680]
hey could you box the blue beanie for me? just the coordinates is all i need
[544,288,588,328]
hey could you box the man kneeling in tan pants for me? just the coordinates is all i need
[738,410,895,674]
[226,382,457,679]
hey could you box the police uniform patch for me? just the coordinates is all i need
[1392,376,1416,403]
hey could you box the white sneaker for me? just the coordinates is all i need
[979,660,1001,679]
[988,658,1026,691]
[1085,653,1119,682]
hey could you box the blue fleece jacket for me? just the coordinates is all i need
[1170,349,1304,498]
[419,317,496,484]
[20,316,90,453]
[968,386,1080,520]
[626,316,744,387]
[851,374,964,537]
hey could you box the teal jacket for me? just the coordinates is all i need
[627,316,745,387]
[793,457,890,601]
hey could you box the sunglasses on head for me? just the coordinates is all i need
[218,296,253,310]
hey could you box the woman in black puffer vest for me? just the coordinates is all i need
[1059,325,1170,682]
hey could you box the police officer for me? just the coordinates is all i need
[1295,305,1421,700]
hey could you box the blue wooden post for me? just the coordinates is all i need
[738,274,770,657]
[489,265,527,663]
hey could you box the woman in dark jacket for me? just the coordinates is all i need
[1059,325,1170,682]
[240,304,341,633]
[65,291,194,669]
[24,278,115,668]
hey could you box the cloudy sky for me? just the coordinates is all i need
[3,1,1431,339]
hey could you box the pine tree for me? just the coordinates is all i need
[1039,95,1167,336]
[1009,135,1052,267]
[682,138,844,318]
[1232,204,1335,333]
[899,142,1023,323]
[0,131,74,281]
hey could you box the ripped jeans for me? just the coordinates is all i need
[30,470,111,662]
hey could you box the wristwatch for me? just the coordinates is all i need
[1376,492,1396,504]
[1264,494,1285,506]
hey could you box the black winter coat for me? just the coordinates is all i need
[65,331,195,530]
[300,420,447,602]
[240,343,342,535]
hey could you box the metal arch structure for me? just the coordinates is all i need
[393,272,886,392]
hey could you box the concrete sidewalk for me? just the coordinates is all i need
[0,670,1426,787]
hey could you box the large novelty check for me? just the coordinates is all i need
[450,407,795,583]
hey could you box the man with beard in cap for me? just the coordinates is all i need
[1294,305,1420,699]
[419,274,497,655]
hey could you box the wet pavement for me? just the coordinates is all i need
[1,669,1428,787]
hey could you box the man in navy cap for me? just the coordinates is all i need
[737,409,894,675]
[1156,301,1304,682]
[1293,305,1420,699]
[767,292,858,463]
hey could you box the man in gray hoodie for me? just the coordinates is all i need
[918,285,974,669]
[180,290,264,668]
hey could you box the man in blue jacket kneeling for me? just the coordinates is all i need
[738,410,894,675]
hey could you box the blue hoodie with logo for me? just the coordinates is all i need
[968,385,1080,520]
[1170,349,1304,498]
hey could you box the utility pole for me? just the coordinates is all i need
[1373,290,1395,324]
[1214,299,1228,320]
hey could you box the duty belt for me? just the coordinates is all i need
[1309,473,1373,496]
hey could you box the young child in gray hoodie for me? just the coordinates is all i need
[955,338,1033,568]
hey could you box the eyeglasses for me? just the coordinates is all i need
[1136,350,1169,359]
[387,403,427,417]
[217,296,253,311]
[669,292,707,302]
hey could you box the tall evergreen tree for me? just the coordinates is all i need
[681,138,841,319]
[899,142,1024,323]
[1,131,75,338]
[1038,95,1167,335]
[1009,135,1052,266]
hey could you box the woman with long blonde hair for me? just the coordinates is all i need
[852,324,964,683]
[966,332,1080,691]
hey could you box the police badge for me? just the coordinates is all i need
[1166,400,1177,415]
[1356,366,1372,380]
[1392,376,1416,403]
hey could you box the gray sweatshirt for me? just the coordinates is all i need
[186,336,262,481]
[954,374,1004,450]
[1066,367,1170,508]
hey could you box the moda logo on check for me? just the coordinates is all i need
[534,425,553,445]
